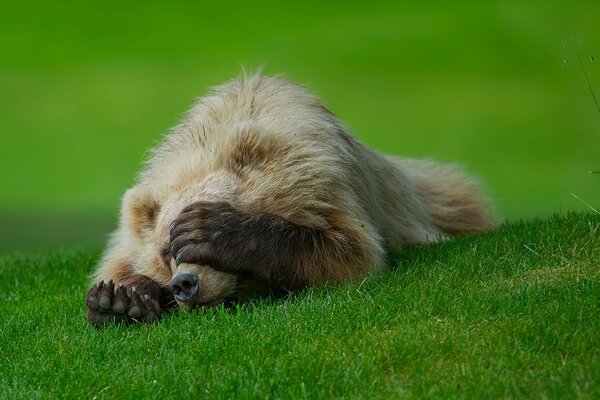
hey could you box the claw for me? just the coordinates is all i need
[98,279,114,310]
[143,294,157,322]
[113,283,128,314]
[86,284,100,310]
[144,294,160,322]
[128,288,142,319]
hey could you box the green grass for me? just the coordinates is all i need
[1,2,599,396]
[1,212,598,399]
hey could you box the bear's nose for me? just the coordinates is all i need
[171,273,199,302]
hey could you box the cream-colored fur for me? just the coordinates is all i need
[91,73,494,307]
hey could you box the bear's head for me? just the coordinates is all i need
[170,262,270,310]
[121,174,270,310]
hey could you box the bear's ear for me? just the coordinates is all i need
[121,186,160,237]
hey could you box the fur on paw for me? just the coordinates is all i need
[169,201,245,271]
[86,280,162,327]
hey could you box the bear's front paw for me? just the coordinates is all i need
[86,280,162,327]
[169,201,244,271]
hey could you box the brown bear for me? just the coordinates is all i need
[86,74,494,326]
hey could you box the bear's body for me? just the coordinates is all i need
[86,74,493,325]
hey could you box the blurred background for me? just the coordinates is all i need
[1,1,598,253]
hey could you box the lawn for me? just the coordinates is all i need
[1,1,599,398]
[1,212,598,398]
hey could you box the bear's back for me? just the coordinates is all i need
[138,75,359,199]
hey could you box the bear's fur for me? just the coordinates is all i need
[86,74,494,326]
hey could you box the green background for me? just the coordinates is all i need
[1,1,599,251]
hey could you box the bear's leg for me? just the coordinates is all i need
[169,201,381,289]
[86,261,174,327]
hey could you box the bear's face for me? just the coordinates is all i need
[170,262,240,310]
[170,262,271,310]
[124,176,269,310]
[156,189,248,309]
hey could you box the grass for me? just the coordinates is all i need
[0,1,599,397]
[1,212,598,399]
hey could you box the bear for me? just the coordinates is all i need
[85,73,494,326]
